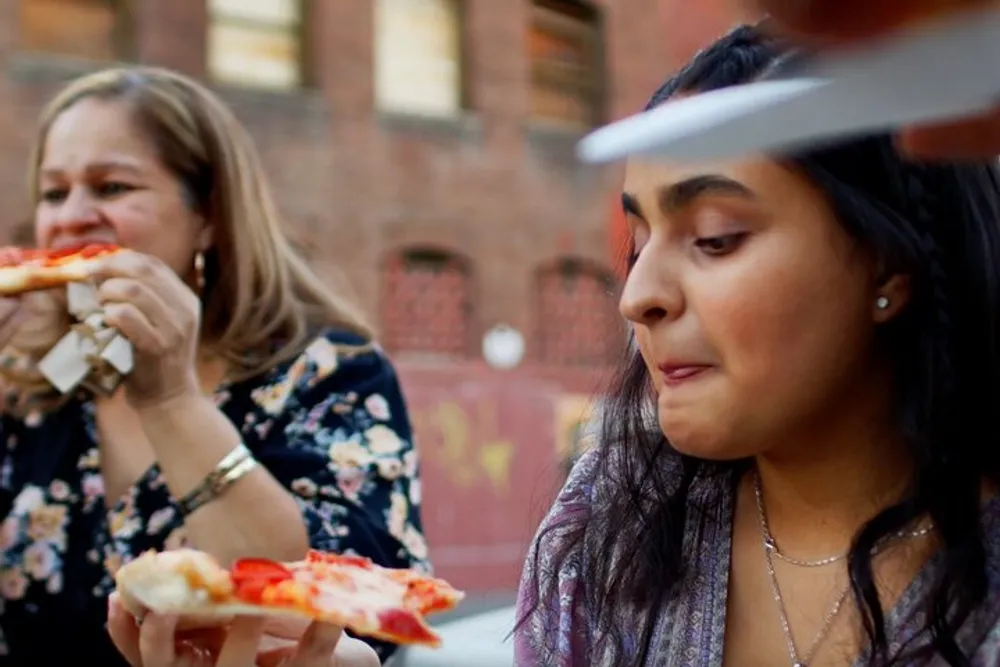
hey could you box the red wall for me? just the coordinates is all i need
[396,362,605,593]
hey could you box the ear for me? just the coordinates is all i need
[196,221,215,254]
[873,273,911,323]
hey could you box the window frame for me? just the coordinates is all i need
[18,0,136,62]
[373,0,468,118]
[206,0,310,90]
[528,0,606,130]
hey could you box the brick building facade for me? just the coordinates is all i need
[0,0,746,592]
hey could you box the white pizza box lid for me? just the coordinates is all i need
[577,6,1000,164]
[67,281,100,320]
[37,331,92,394]
[37,282,134,395]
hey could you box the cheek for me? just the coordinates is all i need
[33,208,55,247]
[107,197,198,271]
[703,249,874,409]
[634,328,661,392]
[102,198,164,246]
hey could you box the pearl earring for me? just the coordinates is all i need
[194,251,206,292]
[876,295,890,310]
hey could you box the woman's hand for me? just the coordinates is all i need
[94,251,201,409]
[107,593,380,667]
[751,0,1000,160]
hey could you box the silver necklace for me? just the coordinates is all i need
[753,472,934,666]
[755,472,850,667]
[754,474,934,568]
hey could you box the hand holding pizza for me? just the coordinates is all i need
[93,250,202,408]
[107,593,380,667]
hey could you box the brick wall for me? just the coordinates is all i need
[0,0,748,346]
[0,0,748,591]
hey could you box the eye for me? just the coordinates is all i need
[95,182,134,197]
[626,244,639,270]
[39,188,67,204]
[694,232,747,257]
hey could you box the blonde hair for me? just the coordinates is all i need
[28,66,372,379]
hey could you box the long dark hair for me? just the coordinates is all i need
[518,25,1000,667]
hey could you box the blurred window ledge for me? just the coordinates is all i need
[377,110,482,142]
[6,52,127,84]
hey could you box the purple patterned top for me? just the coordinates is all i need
[514,450,1000,666]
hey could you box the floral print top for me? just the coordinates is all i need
[0,328,427,666]
[515,450,1000,666]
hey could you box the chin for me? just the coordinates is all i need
[659,415,753,462]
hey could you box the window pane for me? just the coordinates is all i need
[210,0,299,26]
[20,0,119,60]
[529,3,600,127]
[209,22,300,89]
[375,0,462,116]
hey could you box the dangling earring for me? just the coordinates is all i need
[194,251,206,292]
[876,295,890,310]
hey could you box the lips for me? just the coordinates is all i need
[658,364,712,386]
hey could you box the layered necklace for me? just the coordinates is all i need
[753,471,933,667]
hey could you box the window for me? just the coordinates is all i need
[208,0,303,90]
[20,0,132,60]
[536,258,620,366]
[529,0,603,128]
[375,0,463,116]
[382,248,472,357]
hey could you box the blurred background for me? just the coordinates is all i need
[0,0,746,637]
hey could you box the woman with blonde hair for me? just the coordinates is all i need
[0,66,423,666]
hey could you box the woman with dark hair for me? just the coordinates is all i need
[514,25,1000,667]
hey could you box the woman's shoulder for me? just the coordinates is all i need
[233,328,402,418]
[262,327,395,386]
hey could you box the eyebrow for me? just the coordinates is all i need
[622,174,754,219]
[40,160,144,178]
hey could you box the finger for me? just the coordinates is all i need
[215,616,266,667]
[285,622,343,666]
[102,302,166,352]
[260,615,312,640]
[897,106,1000,161]
[98,278,174,332]
[138,613,179,667]
[93,251,182,303]
[106,593,143,667]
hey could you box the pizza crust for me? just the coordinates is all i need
[115,549,240,629]
[0,244,122,296]
[113,549,462,645]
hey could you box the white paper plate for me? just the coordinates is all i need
[577,6,1000,164]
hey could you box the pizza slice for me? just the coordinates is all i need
[0,243,123,296]
[113,549,464,648]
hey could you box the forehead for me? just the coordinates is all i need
[41,97,157,170]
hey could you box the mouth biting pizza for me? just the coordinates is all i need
[113,549,464,648]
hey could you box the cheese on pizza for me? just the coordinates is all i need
[114,549,464,648]
[0,244,122,295]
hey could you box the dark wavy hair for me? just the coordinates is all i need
[518,24,1000,667]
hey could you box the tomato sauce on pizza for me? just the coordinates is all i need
[0,243,123,295]
[114,548,464,648]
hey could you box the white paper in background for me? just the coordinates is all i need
[577,6,1000,164]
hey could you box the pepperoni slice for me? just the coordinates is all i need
[230,558,293,604]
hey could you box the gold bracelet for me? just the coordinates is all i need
[176,443,259,518]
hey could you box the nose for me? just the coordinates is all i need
[51,187,103,235]
[618,248,683,328]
